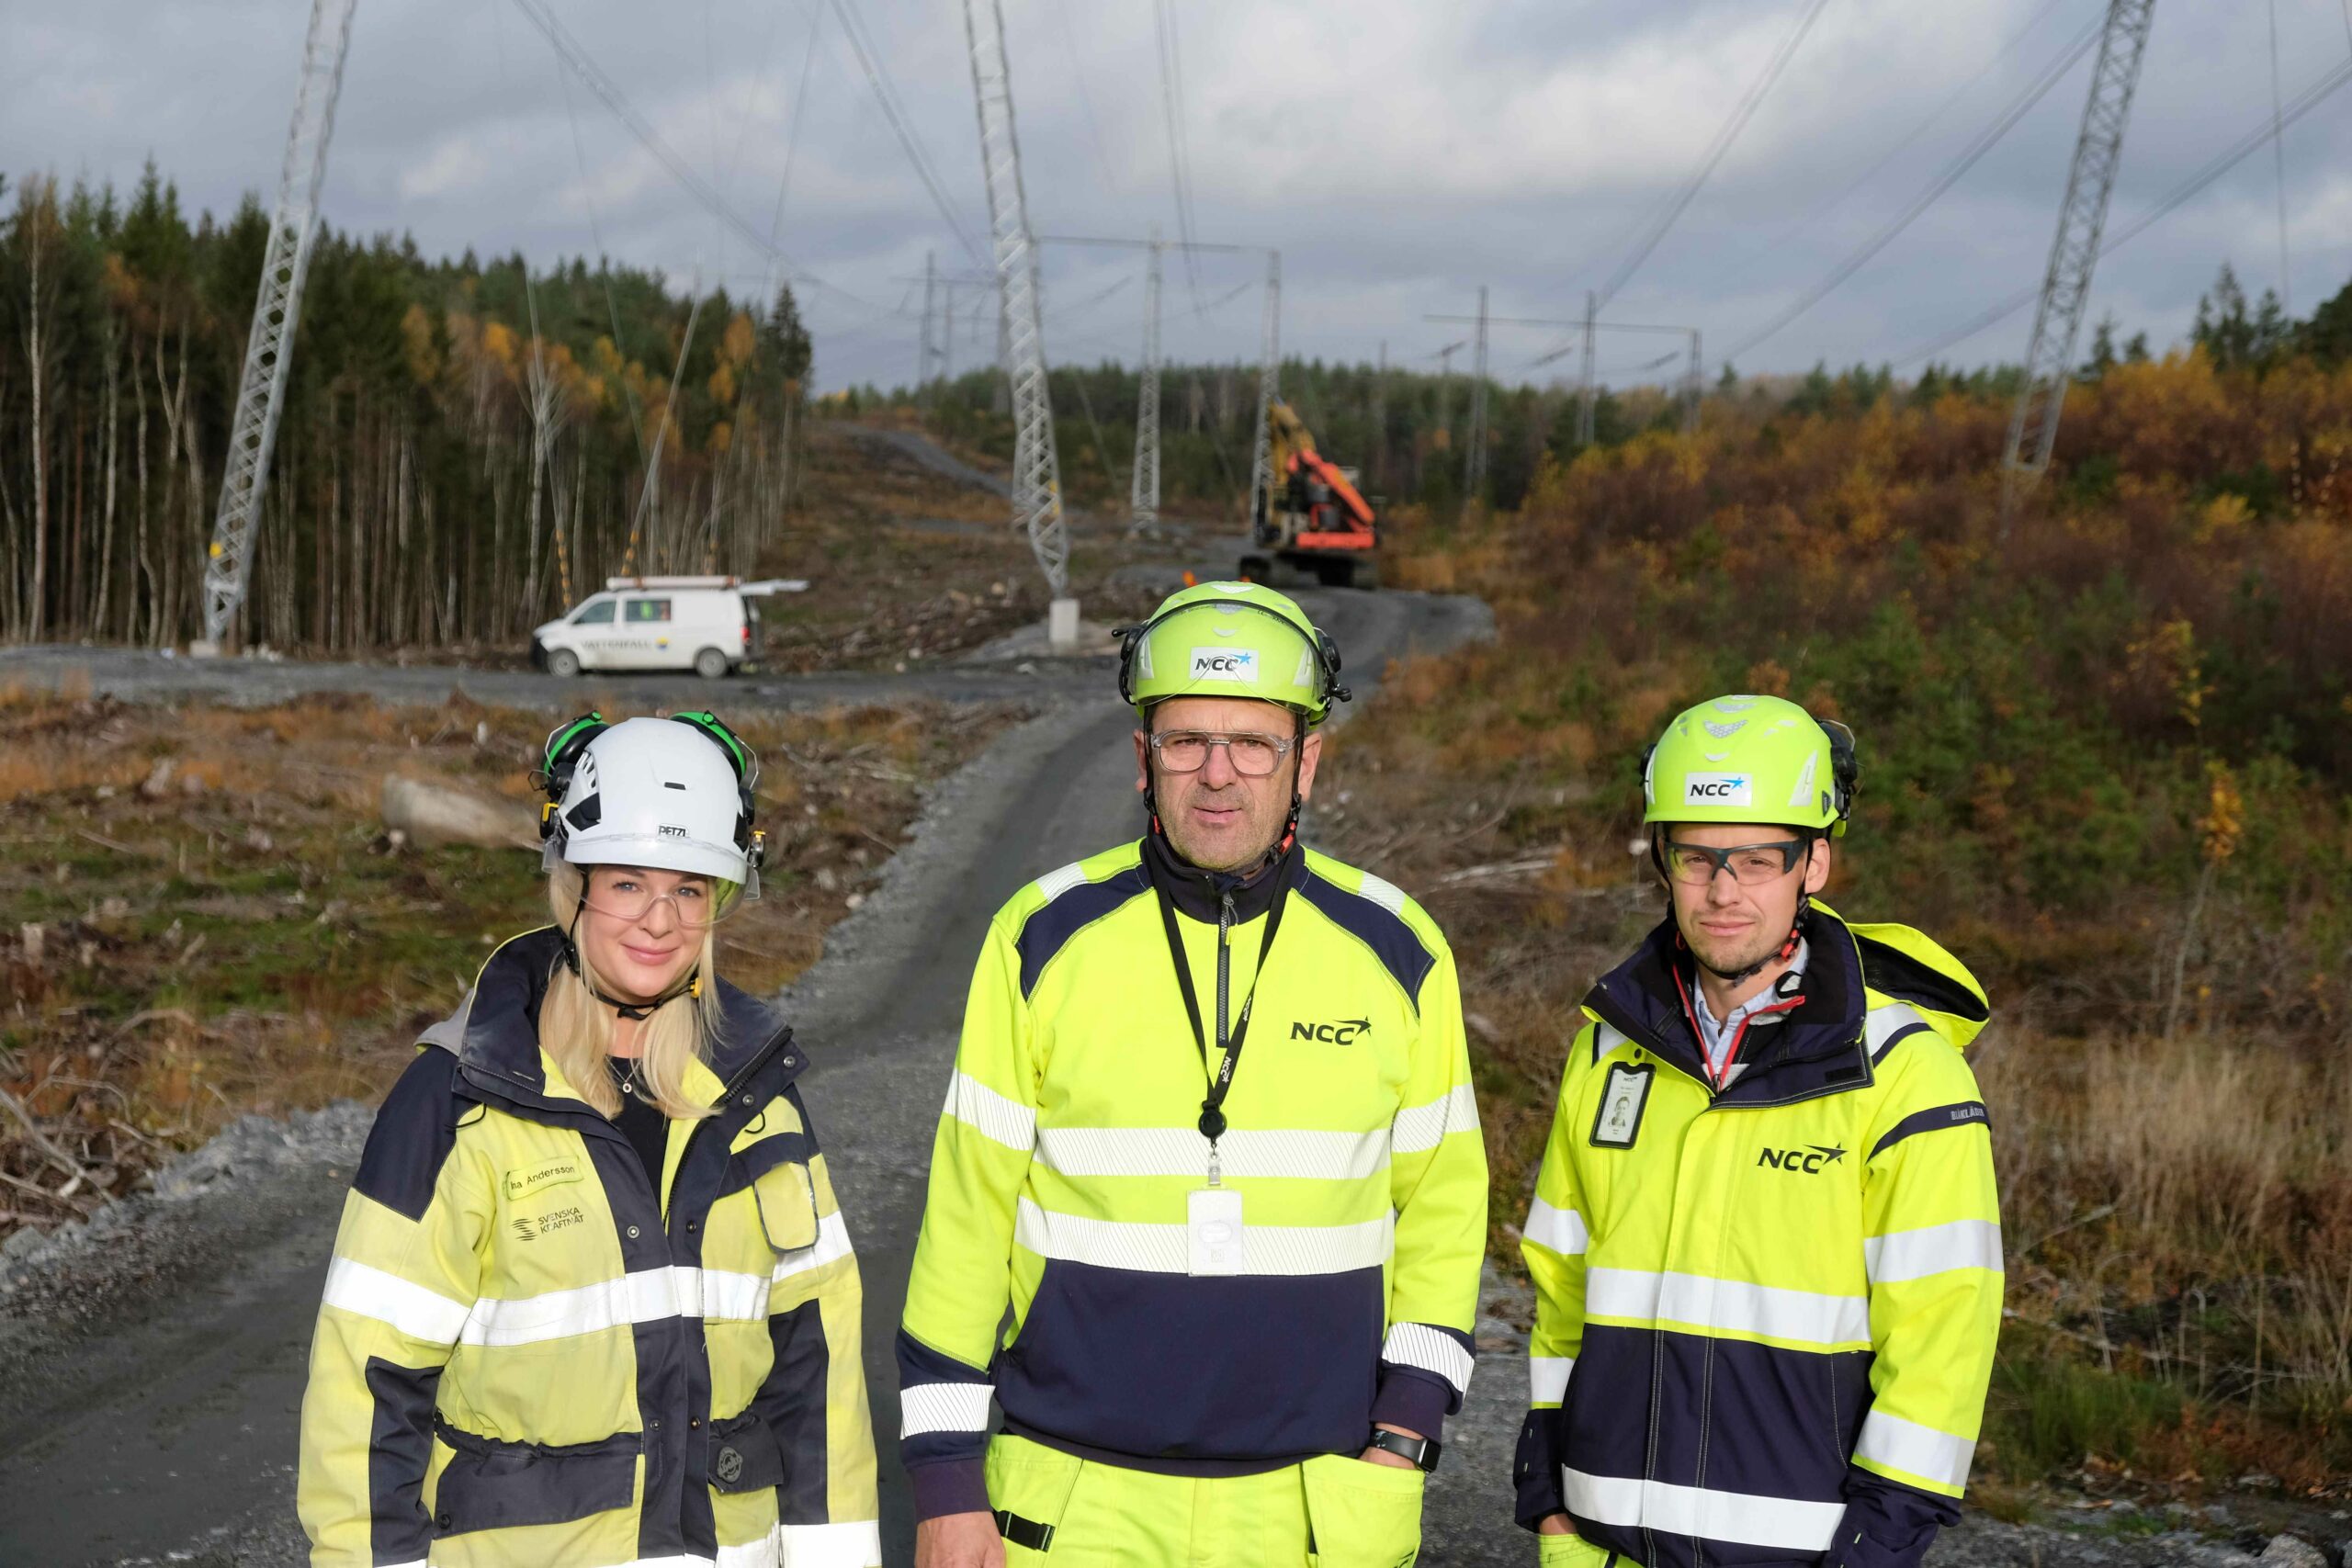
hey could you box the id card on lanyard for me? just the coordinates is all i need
[1153,854,1292,1278]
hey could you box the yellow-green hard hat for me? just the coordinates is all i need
[1642,694,1858,835]
[1117,581,1349,725]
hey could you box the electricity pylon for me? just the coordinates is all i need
[962,0,1070,623]
[1132,231,1162,531]
[1464,286,1490,499]
[195,0,358,653]
[2001,0,2156,523]
[1247,251,1282,542]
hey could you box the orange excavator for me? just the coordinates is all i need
[1241,400,1379,590]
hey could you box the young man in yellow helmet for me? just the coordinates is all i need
[899,582,1487,1567]
[1515,695,2001,1568]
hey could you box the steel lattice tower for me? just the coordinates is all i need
[1464,285,1490,499]
[2002,0,2155,519]
[962,0,1069,602]
[1247,251,1281,543]
[1130,231,1163,533]
[196,0,358,652]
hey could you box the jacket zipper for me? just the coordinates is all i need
[1217,889,1234,1060]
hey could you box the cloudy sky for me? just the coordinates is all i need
[10,0,2352,392]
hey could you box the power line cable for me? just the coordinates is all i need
[509,0,881,311]
[1716,13,2103,365]
[2269,0,2291,316]
[1591,0,1835,310]
[1715,0,2085,297]
[821,0,988,267]
[1153,0,1207,311]
[1892,49,2352,367]
[1051,0,1122,195]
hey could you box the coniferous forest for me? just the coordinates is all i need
[0,165,811,651]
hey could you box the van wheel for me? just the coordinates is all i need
[547,649,582,679]
[693,648,731,680]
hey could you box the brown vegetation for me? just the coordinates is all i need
[0,683,1012,1236]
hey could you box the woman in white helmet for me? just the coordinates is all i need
[297,711,880,1568]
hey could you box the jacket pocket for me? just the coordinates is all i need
[1538,1532,1619,1567]
[741,1155,820,1255]
[707,1408,786,1495]
[429,1417,639,1536]
[1301,1451,1423,1568]
[981,1435,1087,1560]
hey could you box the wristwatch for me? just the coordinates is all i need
[1366,1427,1442,1472]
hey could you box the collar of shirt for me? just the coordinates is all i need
[1690,937,1811,1081]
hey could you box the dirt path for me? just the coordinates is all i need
[0,588,1504,1566]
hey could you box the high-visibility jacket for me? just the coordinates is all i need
[296,927,879,1568]
[1515,904,2000,1568]
[896,834,1487,1521]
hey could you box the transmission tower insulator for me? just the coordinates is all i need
[963,0,1068,600]
[1131,235,1163,532]
[1247,252,1281,541]
[2002,0,2155,520]
[198,0,358,652]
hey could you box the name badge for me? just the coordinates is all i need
[1187,1188,1245,1276]
[1590,1062,1655,1149]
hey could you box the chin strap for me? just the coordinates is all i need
[561,893,701,1021]
[1683,919,1804,987]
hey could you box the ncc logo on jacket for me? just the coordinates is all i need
[1757,1144,1846,1174]
[1290,1017,1370,1045]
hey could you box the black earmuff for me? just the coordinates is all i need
[1820,718,1860,831]
[668,710,763,866]
[536,713,608,842]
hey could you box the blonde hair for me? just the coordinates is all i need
[541,861,727,1121]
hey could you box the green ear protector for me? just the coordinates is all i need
[1112,600,1351,715]
[534,709,765,872]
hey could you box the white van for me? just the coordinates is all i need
[531,576,806,679]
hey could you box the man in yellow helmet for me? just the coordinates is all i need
[1516,695,2002,1568]
[899,582,1487,1567]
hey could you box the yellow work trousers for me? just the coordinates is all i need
[985,1434,1425,1568]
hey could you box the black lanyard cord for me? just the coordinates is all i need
[1153,857,1292,1146]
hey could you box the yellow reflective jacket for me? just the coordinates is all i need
[1516,905,2000,1568]
[296,928,878,1568]
[896,836,1487,1520]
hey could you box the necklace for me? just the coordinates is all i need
[608,1054,647,1101]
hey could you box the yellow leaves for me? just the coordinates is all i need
[400,303,441,388]
[2196,491,2252,542]
[1744,659,1792,697]
[480,320,521,381]
[2199,760,2243,866]
[2123,617,2209,730]
[707,359,738,409]
[720,310,756,370]
[708,419,733,455]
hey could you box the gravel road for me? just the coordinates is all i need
[0,587,1513,1566]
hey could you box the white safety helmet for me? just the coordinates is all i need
[537,712,764,902]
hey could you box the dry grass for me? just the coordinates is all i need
[0,686,1016,1236]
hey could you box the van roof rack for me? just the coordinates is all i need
[600,575,810,593]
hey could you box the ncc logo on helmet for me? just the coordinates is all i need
[1188,648,1259,682]
[1684,773,1753,807]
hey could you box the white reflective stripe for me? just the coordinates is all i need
[1522,1196,1589,1257]
[1382,1322,1475,1393]
[717,1536,780,1568]
[463,1265,694,1346]
[1864,1218,2004,1283]
[1585,1268,1871,1347]
[1529,1355,1574,1404]
[780,1520,883,1568]
[1034,862,1090,903]
[700,1265,774,1322]
[1392,1085,1478,1155]
[774,1210,857,1283]
[1855,1407,1974,1490]
[1864,1003,1927,1055]
[1035,1124,1388,1180]
[899,1381,995,1438]
[320,1257,472,1345]
[942,1071,1036,1153]
[1356,872,1407,913]
[1562,1466,1845,1552]
[1013,1196,1393,1275]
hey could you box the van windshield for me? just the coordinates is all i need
[571,598,615,625]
